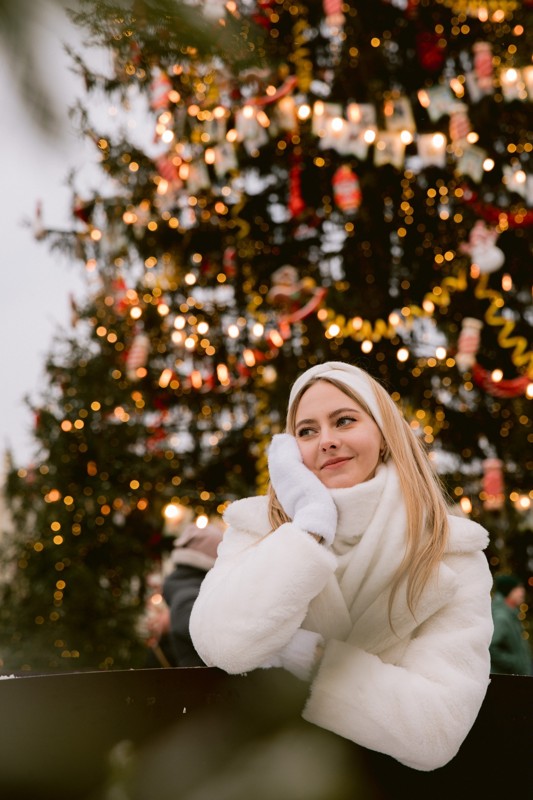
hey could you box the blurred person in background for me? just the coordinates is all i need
[489,574,532,676]
[163,520,224,667]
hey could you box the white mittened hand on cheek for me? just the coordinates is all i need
[267,433,337,546]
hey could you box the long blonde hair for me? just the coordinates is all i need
[267,376,449,618]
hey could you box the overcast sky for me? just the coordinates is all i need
[0,5,105,466]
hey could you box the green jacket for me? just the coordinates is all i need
[489,593,532,676]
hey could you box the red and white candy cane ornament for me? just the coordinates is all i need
[456,317,483,371]
[150,69,173,111]
[482,458,504,511]
[449,105,471,144]
[126,332,151,381]
[472,42,493,95]
[323,0,345,25]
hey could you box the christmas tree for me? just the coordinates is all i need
[1,0,531,672]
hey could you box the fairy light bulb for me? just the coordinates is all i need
[297,104,311,120]
[397,347,409,362]
[460,497,472,514]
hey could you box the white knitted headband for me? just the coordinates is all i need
[287,361,384,429]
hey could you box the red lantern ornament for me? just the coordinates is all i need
[332,165,362,214]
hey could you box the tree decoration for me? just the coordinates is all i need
[456,317,483,372]
[332,165,362,214]
[474,275,533,376]
[482,458,505,511]
[449,105,471,145]
[2,0,532,673]
[149,68,173,111]
[472,364,532,398]
[126,332,151,382]
[460,220,505,274]
[323,0,345,27]
[288,159,306,218]
[267,265,327,341]
[472,42,494,96]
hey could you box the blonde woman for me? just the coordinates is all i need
[190,361,493,771]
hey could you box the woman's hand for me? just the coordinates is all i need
[268,433,337,546]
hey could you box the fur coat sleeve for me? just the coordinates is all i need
[189,496,338,674]
[303,542,493,771]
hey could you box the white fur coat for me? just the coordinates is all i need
[189,462,494,771]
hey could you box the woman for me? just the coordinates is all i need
[190,361,494,771]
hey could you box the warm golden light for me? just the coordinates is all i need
[460,497,472,514]
[397,347,409,362]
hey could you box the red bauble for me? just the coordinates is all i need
[416,30,446,73]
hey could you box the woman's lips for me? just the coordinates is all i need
[321,457,351,470]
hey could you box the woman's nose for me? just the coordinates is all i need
[320,429,338,450]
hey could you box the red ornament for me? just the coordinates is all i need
[332,165,362,214]
[482,458,504,511]
[471,364,531,398]
[155,156,181,185]
[461,185,533,229]
[416,30,446,73]
[223,246,237,278]
[288,162,306,218]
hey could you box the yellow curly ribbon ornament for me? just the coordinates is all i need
[475,274,533,377]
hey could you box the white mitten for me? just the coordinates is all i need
[261,628,324,682]
[268,433,337,545]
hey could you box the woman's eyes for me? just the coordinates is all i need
[297,416,357,437]
[337,415,356,427]
[297,427,315,437]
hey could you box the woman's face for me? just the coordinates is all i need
[293,381,384,489]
